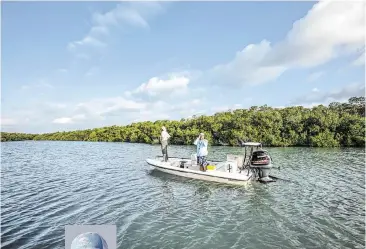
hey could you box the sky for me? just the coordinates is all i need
[1,1,365,134]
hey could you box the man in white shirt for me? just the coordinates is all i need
[160,126,170,162]
[194,133,208,171]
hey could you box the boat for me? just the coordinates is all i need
[146,142,276,185]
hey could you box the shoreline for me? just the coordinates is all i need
[1,139,365,148]
[1,97,365,147]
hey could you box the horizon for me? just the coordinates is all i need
[2,1,365,134]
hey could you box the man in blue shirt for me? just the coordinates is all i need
[194,133,209,171]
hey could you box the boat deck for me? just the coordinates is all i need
[147,157,255,183]
[159,157,230,171]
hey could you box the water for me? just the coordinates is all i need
[1,141,365,249]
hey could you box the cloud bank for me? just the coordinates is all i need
[2,1,365,133]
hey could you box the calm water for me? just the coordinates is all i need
[1,141,365,249]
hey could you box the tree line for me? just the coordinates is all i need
[1,97,365,147]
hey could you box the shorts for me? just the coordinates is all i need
[197,156,208,166]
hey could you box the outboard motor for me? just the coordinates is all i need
[250,150,275,182]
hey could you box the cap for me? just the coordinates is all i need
[70,232,108,249]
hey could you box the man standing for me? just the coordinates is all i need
[160,126,170,162]
[194,133,208,171]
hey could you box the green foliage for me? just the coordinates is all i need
[310,129,339,147]
[1,96,365,147]
[1,132,37,142]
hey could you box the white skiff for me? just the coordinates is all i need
[146,142,277,185]
[146,156,254,186]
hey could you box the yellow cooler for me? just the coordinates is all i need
[206,165,216,171]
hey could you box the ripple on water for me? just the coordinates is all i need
[1,142,365,249]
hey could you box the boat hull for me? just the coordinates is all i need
[146,158,253,186]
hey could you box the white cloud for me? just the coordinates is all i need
[68,2,165,52]
[48,96,148,126]
[75,97,146,118]
[264,1,364,68]
[48,92,205,129]
[53,114,86,124]
[53,117,72,124]
[208,40,287,86]
[133,75,190,97]
[207,1,365,86]
[90,26,109,36]
[6,1,365,133]
[68,36,106,50]
[4,70,199,132]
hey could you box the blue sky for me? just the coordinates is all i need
[1,1,365,133]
